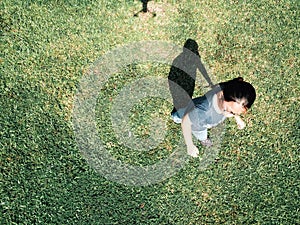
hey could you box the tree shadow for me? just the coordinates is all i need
[134,0,156,17]
[168,39,214,115]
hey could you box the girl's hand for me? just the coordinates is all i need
[187,144,199,157]
[235,116,246,129]
[182,115,199,157]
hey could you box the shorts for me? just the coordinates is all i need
[192,129,207,141]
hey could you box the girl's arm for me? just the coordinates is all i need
[234,115,246,129]
[181,114,199,157]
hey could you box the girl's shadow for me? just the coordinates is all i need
[168,39,214,114]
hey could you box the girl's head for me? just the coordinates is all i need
[220,77,256,115]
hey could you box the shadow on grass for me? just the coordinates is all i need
[168,38,214,115]
[134,0,156,17]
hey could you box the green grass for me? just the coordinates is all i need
[1,0,299,224]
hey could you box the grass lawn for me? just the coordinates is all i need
[1,0,299,224]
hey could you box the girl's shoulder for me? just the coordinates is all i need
[192,96,209,111]
[185,85,222,115]
[193,85,222,110]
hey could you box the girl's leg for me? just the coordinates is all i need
[192,129,213,147]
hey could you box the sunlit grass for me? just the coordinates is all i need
[1,0,299,224]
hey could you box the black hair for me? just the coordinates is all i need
[219,77,256,109]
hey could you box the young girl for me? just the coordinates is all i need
[172,77,256,157]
